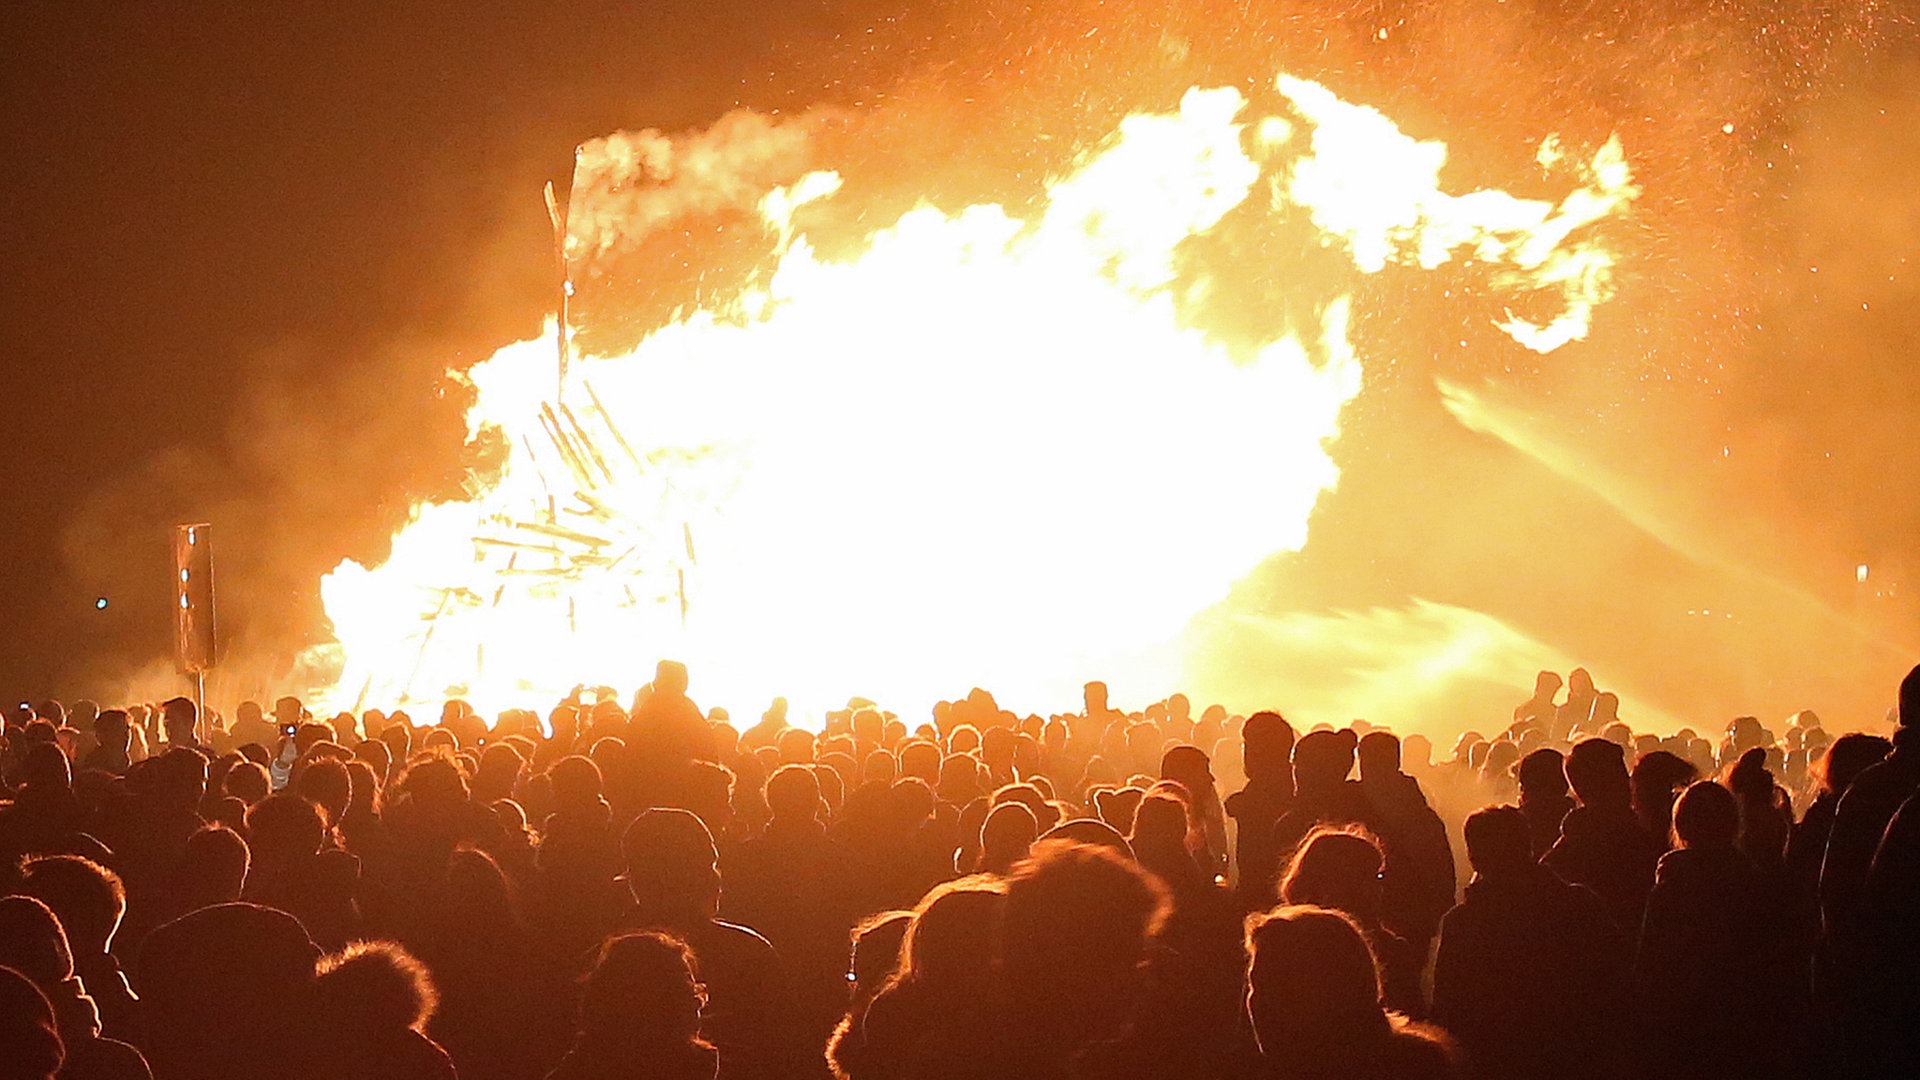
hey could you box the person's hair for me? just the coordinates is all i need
[245,793,326,862]
[1516,748,1568,795]
[847,910,912,1003]
[15,855,125,955]
[1356,731,1400,773]
[1280,827,1384,918]
[1462,805,1533,876]
[889,876,1006,992]
[0,896,75,988]
[295,758,352,826]
[1000,840,1170,1043]
[0,965,63,1080]
[224,761,271,804]
[578,931,710,1049]
[1564,738,1629,806]
[766,764,822,821]
[316,940,438,1033]
[1672,781,1740,850]
[1245,904,1387,1053]
[1818,733,1892,797]
[180,824,251,906]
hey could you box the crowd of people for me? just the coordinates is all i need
[1,658,1918,1080]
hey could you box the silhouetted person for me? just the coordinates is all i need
[824,908,910,1075]
[975,801,1037,876]
[414,848,570,1080]
[1431,805,1625,1080]
[1633,781,1794,1080]
[0,896,150,1080]
[1514,671,1561,730]
[80,711,132,777]
[548,931,717,1080]
[1821,664,1920,937]
[13,855,139,1044]
[1272,730,1377,892]
[619,808,802,1080]
[242,792,360,949]
[830,878,1006,1080]
[1543,738,1662,930]
[999,840,1171,1079]
[1160,745,1228,883]
[1246,905,1459,1080]
[1516,748,1575,858]
[1787,733,1889,901]
[1280,828,1423,1017]
[1628,750,1697,848]
[1853,760,1920,1076]
[1555,669,1598,741]
[135,903,320,1080]
[726,765,862,1047]
[0,964,65,1080]
[1356,732,1455,947]
[315,941,457,1080]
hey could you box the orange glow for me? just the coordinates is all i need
[316,74,1634,724]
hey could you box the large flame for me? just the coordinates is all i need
[317,74,1635,722]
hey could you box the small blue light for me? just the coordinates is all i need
[94,597,109,610]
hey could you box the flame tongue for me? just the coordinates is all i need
[318,74,1633,722]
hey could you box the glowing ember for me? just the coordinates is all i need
[317,73,1635,722]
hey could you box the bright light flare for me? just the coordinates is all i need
[317,75,1634,723]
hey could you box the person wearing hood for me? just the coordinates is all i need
[1431,806,1625,1080]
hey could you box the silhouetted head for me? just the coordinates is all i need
[0,897,74,996]
[1565,738,1631,809]
[1246,905,1388,1059]
[1236,707,1297,780]
[1672,781,1740,850]
[17,744,70,793]
[136,902,320,1080]
[152,747,209,811]
[161,696,198,743]
[0,966,62,1080]
[1533,671,1563,700]
[847,911,912,1005]
[1084,682,1110,716]
[655,660,690,698]
[1462,805,1534,878]
[1356,731,1401,782]
[894,877,1006,990]
[92,709,131,753]
[1159,744,1216,803]
[1001,841,1168,1050]
[578,931,711,1058]
[246,793,326,865]
[1517,748,1568,798]
[766,764,823,823]
[1819,733,1893,797]
[315,940,438,1037]
[296,757,352,827]
[16,855,124,957]
[1292,730,1357,795]
[979,802,1038,875]
[1281,828,1385,921]
[179,824,251,909]
[1567,668,1595,699]
[1898,663,1920,728]
[621,809,721,924]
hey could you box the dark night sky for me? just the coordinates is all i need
[0,1,915,696]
